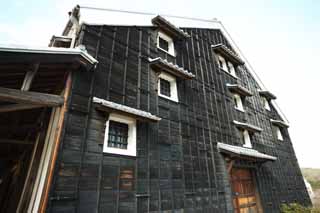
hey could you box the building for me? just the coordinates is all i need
[0,5,311,213]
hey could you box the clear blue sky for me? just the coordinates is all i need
[1,0,319,168]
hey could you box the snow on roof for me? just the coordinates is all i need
[233,120,263,133]
[218,142,277,161]
[148,57,195,79]
[0,44,98,65]
[93,97,161,122]
[226,83,252,97]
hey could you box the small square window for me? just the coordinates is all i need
[242,130,252,148]
[217,55,227,71]
[233,94,244,111]
[157,31,175,56]
[158,72,178,102]
[160,78,171,97]
[263,97,271,111]
[227,61,236,76]
[276,126,283,141]
[108,121,129,149]
[159,37,169,52]
[104,113,137,156]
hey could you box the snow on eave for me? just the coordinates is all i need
[93,97,161,122]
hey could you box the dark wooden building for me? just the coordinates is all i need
[0,5,311,213]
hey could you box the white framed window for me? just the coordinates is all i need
[157,31,175,56]
[104,113,137,156]
[217,54,227,71]
[227,61,236,76]
[275,126,283,141]
[158,72,178,102]
[242,130,252,148]
[217,54,237,77]
[263,97,271,111]
[233,93,244,112]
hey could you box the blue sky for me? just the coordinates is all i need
[1,0,319,168]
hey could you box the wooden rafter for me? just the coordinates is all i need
[0,104,44,113]
[21,63,40,91]
[0,87,64,107]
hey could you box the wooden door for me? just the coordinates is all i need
[230,168,261,213]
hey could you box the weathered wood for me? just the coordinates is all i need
[0,139,33,145]
[0,87,64,106]
[0,103,44,113]
[21,63,40,91]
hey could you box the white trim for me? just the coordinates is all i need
[263,97,271,111]
[275,126,283,141]
[158,72,178,102]
[157,31,175,56]
[28,107,61,212]
[234,93,244,112]
[103,113,137,157]
[0,44,98,65]
[243,130,252,148]
[227,61,236,77]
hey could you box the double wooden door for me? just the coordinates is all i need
[230,168,262,213]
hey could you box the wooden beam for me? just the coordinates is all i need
[0,87,64,107]
[0,139,33,145]
[21,63,40,91]
[0,104,44,113]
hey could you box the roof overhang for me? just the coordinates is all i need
[211,44,245,66]
[93,97,161,122]
[233,120,262,133]
[148,57,195,79]
[226,83,252,97]
[258,90,277,100]
[152,15,190,39]
[218,142,277,162]
[270,119,289,128]
[0,44,98,70]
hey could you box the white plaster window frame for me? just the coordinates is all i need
[103,113,137,157]
[233,93,245,112]
[157,31,175,56]
[242,130,252,148]
[158,72,179,102]
[263,97,271,111]
[217,54,237,78]
[275,126,284,141]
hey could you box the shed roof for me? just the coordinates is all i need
[270,119,289,128]
[226,83,252,97]
[93,97,161,122]
[211,44,245,65]
[233,120,262,133]
[148,57,195,79]
[152,15,190,39]
[0,44,98,67]
[218,142,277,161]
[258,90,277,100]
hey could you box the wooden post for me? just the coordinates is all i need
[39,72,72,212]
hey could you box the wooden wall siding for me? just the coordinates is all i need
[47,24,311,213]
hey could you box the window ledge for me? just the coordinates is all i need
[234,107,245,113]
[159,94,178,103]
[219,68,238,79]
[157,47,176,57]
